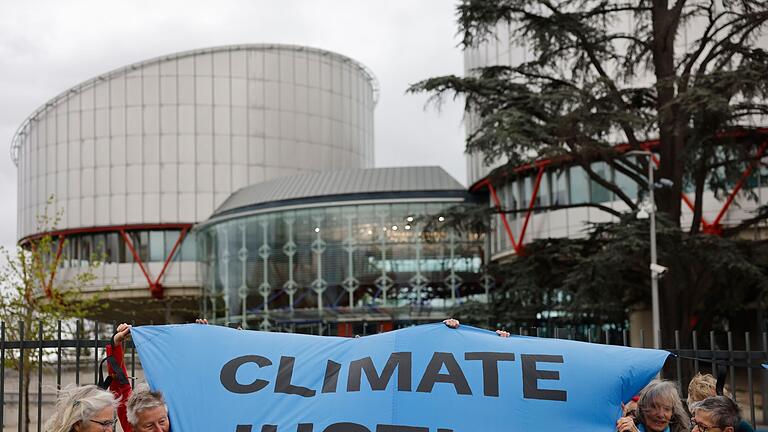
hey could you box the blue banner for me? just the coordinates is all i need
[131,323,669,432]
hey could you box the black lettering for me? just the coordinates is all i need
[235,426,253,432]
[323,423,371,432]
[376,426,428,432]
[348,352,412,392]
[258,426,313,432]
[220,355,272,394]
[275,356,316,397]
[323,360,342,393]
[416,352,471,395]
[437,430,454,432]
[464,352,516,397]
[521,354,567,401]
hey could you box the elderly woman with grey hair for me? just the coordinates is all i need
[687,374,753,432]
[44,385,118,432]
[126,389,170,432]
[617,380,690,432]
[690,396,742,432]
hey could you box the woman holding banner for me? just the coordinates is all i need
[617,380,690,432]
[106,320,207,432]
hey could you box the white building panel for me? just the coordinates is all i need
[13,44,377,240]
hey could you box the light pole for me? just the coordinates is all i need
[624,150,668,349]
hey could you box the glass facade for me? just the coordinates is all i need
[58,229,196,267]
[199,201,486,331]
[489,163,643,256]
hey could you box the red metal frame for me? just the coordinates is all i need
[644,140,768,234]
[486,179,519,252]
[19,223,194,245]
[119,226,190,299]
[45,236,66,298]
[705,140,768,234]
[472,130,768,252]
[482,162,549,255]
[471,129,768,190]
[22,223,194,299]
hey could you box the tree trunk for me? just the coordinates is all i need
[651,1,693,350]
[652,1,684,223]
[690,153,709,235]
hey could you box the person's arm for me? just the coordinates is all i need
[108,323,133,432]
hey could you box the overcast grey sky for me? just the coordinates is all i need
[0,0,467,251]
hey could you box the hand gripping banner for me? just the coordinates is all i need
[131,323,670,432]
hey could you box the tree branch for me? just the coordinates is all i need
[538,0,643,149]
[580,160,639,210]
[722,208,768,237]
[497,202,624,218]
[608,159,648,193]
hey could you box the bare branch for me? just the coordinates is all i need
[722,208,768,237]
[497,202,624,218]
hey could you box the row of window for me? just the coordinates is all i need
[498,159,768,212]
[57,230,196,267]
[497,162,639,212]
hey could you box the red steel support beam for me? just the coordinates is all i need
[44,235,67,298]
[486,180,519,251]
[22,223,193,300]
[20,223,194,245]
[478,163,550,255]
[153,227,189,295]
[647,152,714,231]
[118,227,191,300]
[471,130,768,252]
[119,229,155,296]
[707,140,768,233]
[28,234,66,299]
[516,163,548,253]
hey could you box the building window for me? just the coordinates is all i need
[552,169,568,206]
[615,159,639,202]
[590,162,613,203]
[569,166,589,204]
[58,229,193,266]
[521,176,532,210]
[537,172,550,212]
[149,231,165,262]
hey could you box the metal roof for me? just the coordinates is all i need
[212,166,466,217]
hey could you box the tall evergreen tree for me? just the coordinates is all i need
[411,0,768,340]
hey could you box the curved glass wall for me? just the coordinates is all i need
[57,229,197,267]
[199,202,487,330]
[490,162,641,255]
[489,155,768,256]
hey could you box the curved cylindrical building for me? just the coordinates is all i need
[12,44,378,319]
[197,166,486,332]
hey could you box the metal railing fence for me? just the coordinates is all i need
[0,320,140,432]
[1,321,766,431]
